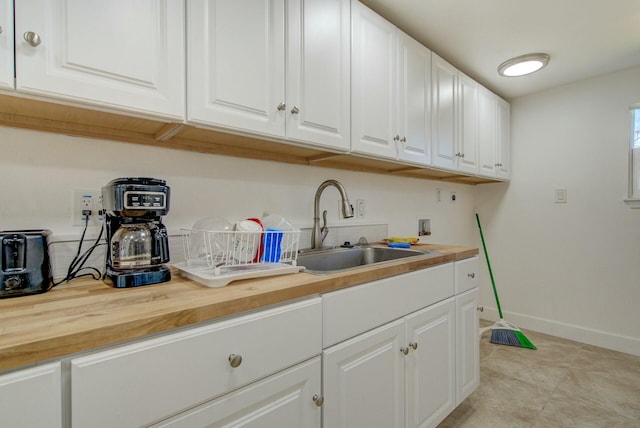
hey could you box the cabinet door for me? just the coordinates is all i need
[431,53,457,170]
[14,0,185,119]
[456,287,480,405]
[0,0,13,90]
[351,1,398,159]
[397,32,431,165]
[405,298,456,428]
[187,0,286,137]
[457,72,479,174]
[0,362,62,428]
[152,357,322,428]
[286,0,350,151]
[477,86,498,177]
[323,319,405,428]
[496,97,511,179]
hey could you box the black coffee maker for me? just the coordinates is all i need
[102,178,171,288]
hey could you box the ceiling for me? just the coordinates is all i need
[359,0,640,100]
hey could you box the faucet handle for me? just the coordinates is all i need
[357,236,369,245]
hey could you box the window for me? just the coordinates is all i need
[626,106,640,208]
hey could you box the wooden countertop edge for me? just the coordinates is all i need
[0,245,478,371]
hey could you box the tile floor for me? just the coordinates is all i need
[439,320,640,427]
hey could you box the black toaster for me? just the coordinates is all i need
[0,230,53,298]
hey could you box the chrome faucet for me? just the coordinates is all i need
[312,180,354,249]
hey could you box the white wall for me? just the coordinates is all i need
[0,125,477,273]
[476,66,640,355]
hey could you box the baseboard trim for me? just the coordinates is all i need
[481,307,640,356]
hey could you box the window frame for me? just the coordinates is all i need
[625,104,640,208]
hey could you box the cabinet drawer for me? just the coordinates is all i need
[455,256,479,294]
[71,297,322,428]
[0,362,62,428]
[152,357,321,428]
[323,263,454,347]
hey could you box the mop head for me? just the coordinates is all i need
[483,319,537,350]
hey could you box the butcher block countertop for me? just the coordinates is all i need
[0,244,477,372]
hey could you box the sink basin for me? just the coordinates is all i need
[297,246,437,274]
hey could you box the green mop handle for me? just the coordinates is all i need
[475,212,504,320]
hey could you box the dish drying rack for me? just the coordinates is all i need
[173,228,303,287]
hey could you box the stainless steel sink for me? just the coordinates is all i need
[297,246,437,274]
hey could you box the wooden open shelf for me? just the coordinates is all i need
[0,93,502,185]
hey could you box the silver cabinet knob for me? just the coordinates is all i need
[400,346,409,355]
[477,306,484,312]
[495,163,502,167]
[409,342,418,350]
[290,106,300,114]
[393,135,400,142]
[277,102,286,111]
[312,394,324,406]
[228,354,243,368]
[467,272,475,278]
[23,31,42,47]
[400,137,407,143]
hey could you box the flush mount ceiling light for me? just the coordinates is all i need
[498,53,550,77]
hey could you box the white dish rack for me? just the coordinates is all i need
[173,228,303,287]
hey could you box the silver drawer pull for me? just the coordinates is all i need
[400,347,409,355]
[23,31,42,47]
[312,394,324,406]
[228,353,243,368]
[467,273,475,278]
[290,105,300,114]
[277,102,286,111]
[409,342,418,350]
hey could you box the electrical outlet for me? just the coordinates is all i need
[73,190,104,226]
[356,199,365,218]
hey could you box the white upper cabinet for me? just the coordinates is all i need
[187,0,286,137]
[351,1,397,159]
[432,54,479,173]
[397,32,432,165]
[496,96,511,179]
[352,1,431,164]
[14,0,185,120]
[188,0,350,151]
[478,86,497,177]
[457,72,479,174]
[286,0,351,150]
[0,0,14,90]
[431,53,457,170]
[478,86,511,180]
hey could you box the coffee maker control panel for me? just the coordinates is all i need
[124,191,166,210]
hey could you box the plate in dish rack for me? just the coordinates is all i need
[173,261,304,288]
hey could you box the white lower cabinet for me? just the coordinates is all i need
[321,260,479,428]
[456,287,480,404]
[0,362,62,428]
[322,298,456,428]
[70,297,322,428]
[323,319,406,428]
[405,298,456,428]
[152,356,322,428]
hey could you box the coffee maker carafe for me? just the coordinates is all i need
[102,178,171,288]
